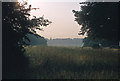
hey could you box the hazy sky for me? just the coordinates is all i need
[28,1,86,39]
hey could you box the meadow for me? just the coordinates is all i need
[23,46,119,79]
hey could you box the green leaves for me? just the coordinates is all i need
[73,2,119,42]
[3,1,52,46]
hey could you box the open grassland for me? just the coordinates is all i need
[23,46,119,79]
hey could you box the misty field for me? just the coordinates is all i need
[23,46,119,79]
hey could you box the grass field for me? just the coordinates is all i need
[23,46,119,79]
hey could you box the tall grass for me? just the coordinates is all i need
[24,46,119,79]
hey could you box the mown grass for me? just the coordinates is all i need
[23,46,119,79]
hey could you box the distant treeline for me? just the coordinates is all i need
[24,34,83,47]
[24,34,47,46]
[24,35,119,48]
[47,38,83,47]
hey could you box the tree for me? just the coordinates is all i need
[73,2,119,47]
[2,1,51,79]
[24,34,47,46]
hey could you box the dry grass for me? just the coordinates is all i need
[24,46,119,79]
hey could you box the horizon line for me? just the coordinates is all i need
[45,37,84,39]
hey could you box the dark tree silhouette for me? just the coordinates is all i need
[24,34,47,46]
[73,2,119,47]
[2,1,51,79]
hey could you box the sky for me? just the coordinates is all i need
[27,1,87,39]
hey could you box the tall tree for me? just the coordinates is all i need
[2,1,51,79]
[73,2,119,47]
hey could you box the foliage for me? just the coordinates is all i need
[72,2,119,45]
[24,34,47,46]
[83,37,119,48]
[2,1,51,79]
[3,1,51,46]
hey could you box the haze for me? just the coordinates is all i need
[28,1,86,39]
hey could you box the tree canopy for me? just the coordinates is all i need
[2,1,51,78]
[73,2,119,44]
[3,1,51,47]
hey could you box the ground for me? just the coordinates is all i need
[22,46,119,79]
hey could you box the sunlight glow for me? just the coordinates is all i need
[27,0,86,3]
[18,0,87,39]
